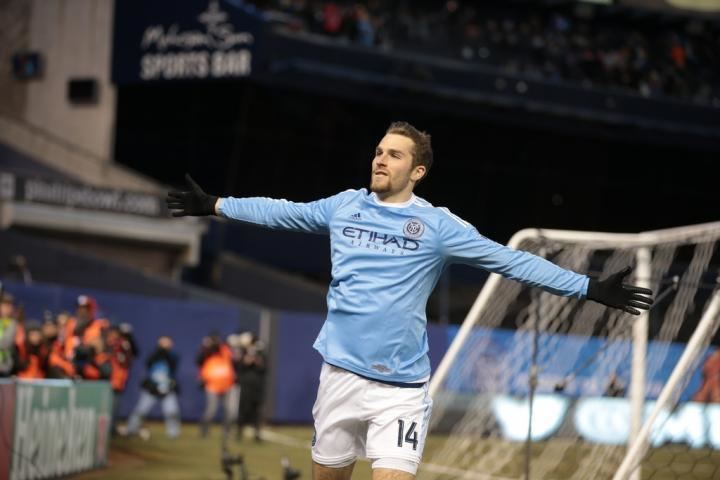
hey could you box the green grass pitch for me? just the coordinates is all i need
[69,423,720,479]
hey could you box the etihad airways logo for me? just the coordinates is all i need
[342,227,420,254]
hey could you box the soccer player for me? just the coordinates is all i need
[167,121,653,480]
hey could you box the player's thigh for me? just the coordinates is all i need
[312,460,355,480]
[373,468,415,480]
[312,364,367,466]
[365,383,432,471]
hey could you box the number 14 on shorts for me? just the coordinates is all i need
[397,420,418,450]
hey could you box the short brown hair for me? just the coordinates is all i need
[386,121,433,181]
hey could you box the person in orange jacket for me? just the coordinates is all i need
[64,295,108,360]
[16,322,48,379]
[75,335,112,380]
[42,316,76,378]
[197,332,238,439]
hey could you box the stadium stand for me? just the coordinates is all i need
[259,0,720,104]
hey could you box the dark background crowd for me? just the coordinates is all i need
[0,286,267,438]
[250,0,720,104]
[0,289,138,430]
[0,290,135,386]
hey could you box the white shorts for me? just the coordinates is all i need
[311,363,433,474]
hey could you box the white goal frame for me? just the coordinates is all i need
[429,221,720,480]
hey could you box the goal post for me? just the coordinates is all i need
[613,290,720,480]
[423,221,720,480]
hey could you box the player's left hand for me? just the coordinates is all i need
[586,266,654,315]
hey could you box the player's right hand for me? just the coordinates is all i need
[166,174,218,217]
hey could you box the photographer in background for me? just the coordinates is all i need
[63,295,108,360]
[126,335,181,439]
[107,324,137,434]
[16,321,48,379]
[75,335,112,380]
[232,332,267,443]
[0,292,17,377]
[197,331,238,440]
[43,315,76,379]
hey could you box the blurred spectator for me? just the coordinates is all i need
[197,332,238,439]
[43,315,75,379]
[0,293,17,377]
[693,349,720,403]
[119,322,139,357]
[58,295,113,381]
[126,335,181,439]
[322,2,343,36]
[64,295,109,360]
[604,372,626,398]
[74,335,112,380]
[55,311,70,347]
[107,324,138,433]
[352,4,375,46]
[6,255,32,285]
[260,0,720,103]
[16,321,48,379]
[13,302,26,359]
[230,332,267,442]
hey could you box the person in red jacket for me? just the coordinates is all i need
[197,332,238,440]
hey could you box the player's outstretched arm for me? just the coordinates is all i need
[166,174,218,217]
[166,173,353,234]
[437,209,654,315]
[586,266,653,315]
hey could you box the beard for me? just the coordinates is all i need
[369,174,391,193]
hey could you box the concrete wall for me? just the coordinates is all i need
[0,0,162,193]
[0,0,30,120]
[25,0,116,162]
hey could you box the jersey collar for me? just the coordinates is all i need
[369,192,416,208]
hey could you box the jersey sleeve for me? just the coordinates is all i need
[438,209,589,298]
[217,190,354,234]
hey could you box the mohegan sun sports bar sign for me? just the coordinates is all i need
[112,0,264,84]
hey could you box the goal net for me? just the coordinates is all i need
[419,222,720,480]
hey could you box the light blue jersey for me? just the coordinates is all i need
[218,189,589,383]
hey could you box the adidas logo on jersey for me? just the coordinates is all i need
[350,212,361,220]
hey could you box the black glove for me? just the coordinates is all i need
[586,266,654,315]
[166,174,218,217]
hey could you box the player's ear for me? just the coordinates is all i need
[412,165,426,182]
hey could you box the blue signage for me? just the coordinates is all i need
[446,326,708,401]
[490,394,720,449]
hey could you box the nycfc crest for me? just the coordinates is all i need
[403,218,425,239]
